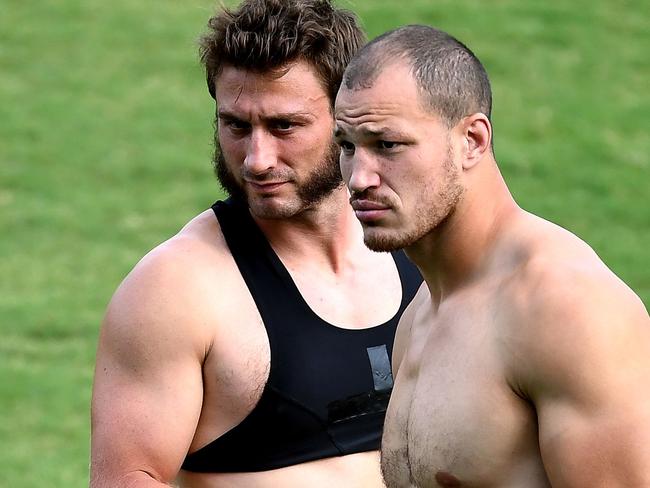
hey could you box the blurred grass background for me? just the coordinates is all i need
[1,0,648,485]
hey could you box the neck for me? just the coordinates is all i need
[405,163,519,305]
[253,187,366,272]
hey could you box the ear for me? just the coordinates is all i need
[458,113,491,170]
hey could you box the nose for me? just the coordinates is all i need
[244,129,277,175]
[341,149,381,195]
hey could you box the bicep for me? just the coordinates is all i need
[530,287,650,487]
[91,286,205,485]
[538,397,650,487]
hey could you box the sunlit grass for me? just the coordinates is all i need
[1,0,648,485]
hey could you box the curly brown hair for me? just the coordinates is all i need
[199,0,366,107]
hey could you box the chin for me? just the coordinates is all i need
[247,195,302,220]
[362,223,427,253]
[362,230,406,253]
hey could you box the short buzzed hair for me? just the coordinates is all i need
[343,25,492,127]
[199,0,366,107]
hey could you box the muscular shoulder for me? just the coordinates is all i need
[101,209,241,363]
[501,236,650,402]
[92,210,249,485]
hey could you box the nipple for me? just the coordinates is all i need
[435,471,461,487]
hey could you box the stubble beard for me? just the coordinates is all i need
[362,145,464,252]
[213,137,343,219]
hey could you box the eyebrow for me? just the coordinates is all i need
[218,110,314,121]
[334,125,408,139]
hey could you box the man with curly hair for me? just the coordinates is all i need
[90,2,421,487]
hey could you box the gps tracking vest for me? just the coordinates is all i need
[181,198,422,472]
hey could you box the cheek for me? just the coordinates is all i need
[338,154,352,182]
[383,161,430,206]
[396,149,439,187]
[218,132,246,162]
[285,127,332,161]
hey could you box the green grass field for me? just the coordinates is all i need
[1,0,648,485]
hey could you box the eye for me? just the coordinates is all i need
[338,140,355,155]
[222,118,250,132]
[378,140,399,150]
[270,120,295,132]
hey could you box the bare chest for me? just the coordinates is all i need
[284,251,404,328]
[382,303,549,488]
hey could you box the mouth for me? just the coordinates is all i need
[245,180,288,194]
[350,198,391,223]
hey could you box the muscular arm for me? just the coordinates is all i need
[515,266,650,487]
[91,242,213,487]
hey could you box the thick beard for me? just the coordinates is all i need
[363,144,464,252]
[212,136,343,219]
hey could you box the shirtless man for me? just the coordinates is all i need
[90,2,421,487]
[334,25,650,487]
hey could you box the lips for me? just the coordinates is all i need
[350,198,391,222]
[245,180,288,193]
[350,199,388,211]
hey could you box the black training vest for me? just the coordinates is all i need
[181,198,422,472]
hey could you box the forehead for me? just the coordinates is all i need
[335,61,439,135]
[214,61,330,116]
